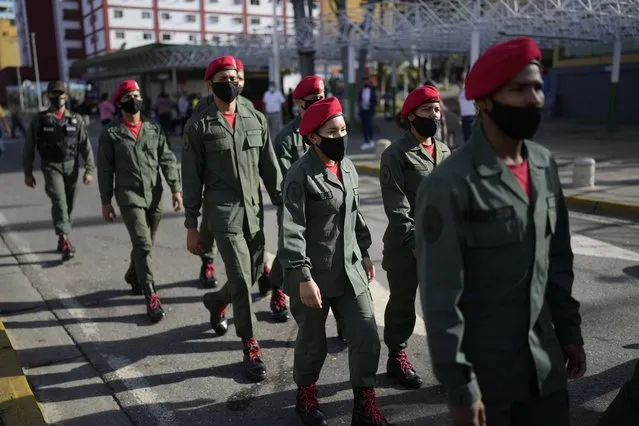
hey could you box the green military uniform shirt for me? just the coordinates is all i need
[193,94,254,115]
[97,117,182,208]
[415,124,583,407]
[380,131,450,256]
[279,148,373,298]
[273,116,306,178]
[23,109,95,175]
[181,100,282,234]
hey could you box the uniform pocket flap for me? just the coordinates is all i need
[203,134,232,152]
[308,191,333,201]
[465,206,522,248]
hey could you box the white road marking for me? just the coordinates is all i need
[572,234,639,262]
[0,212,179,426]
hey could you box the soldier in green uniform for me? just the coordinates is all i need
[380,85,450,389]
[279,97,390,426]
[182,56,282,382]
[98,80,183,323]
[415,37,586,426]
[267,75,325,323]
[23,80,95,261]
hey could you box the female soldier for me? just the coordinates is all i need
[279,97,390,425]
[379,85,450,388]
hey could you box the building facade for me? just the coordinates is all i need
[81,0,305,57]
[15,0,85,81]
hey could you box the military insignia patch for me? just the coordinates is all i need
[380,165,391,185]
[424,205,443,243]
[286,182,303,203]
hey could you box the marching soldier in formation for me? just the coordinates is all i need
[380,85,450,389]
[23,80,95,261]
[182,56,282,382]
[98,79,183,323]
[416,37,586,426]
[279,97,389,426]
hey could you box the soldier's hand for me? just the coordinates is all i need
[172,192,184,212]
[24,174,36,188]
[449,400,486,426]
[299,280,322,309]
[102,204,116,222]
[362,257,375,282]
[83,174,93,185]
[563,344,587,379]
[186,228,204,256]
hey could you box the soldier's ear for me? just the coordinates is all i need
[308,132,321,145]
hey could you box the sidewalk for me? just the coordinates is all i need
[352,119,639,221]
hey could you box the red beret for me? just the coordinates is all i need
[292,76,324,100]
[400,85,441,118]
[112,79,140,104]
[299,97,343,136]
[204,55,237,81]
[235,58,244,71]
[465,37,542,100]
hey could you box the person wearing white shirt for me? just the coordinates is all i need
[262,82,286,137]
[458,70,476,143]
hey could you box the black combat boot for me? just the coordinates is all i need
[270,288,289,322]
[144,282,165,323]
[386,350,423,389]
[202,292,228,335]
[60,237,75,261]
[242,338,267,382]
[124,266,142,295]
[56,236,64,253]
[199,260,218,289]
[296,384,328,426]
[257,263,271,296]
[352,388,390,426]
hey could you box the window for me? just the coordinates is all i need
[115,31,125,39]
[113,9,123,18]
[251,17,260,25]
[208,0,218,3]
[161,12,171,20]
[232,17,242,24]
[250,0,260,4]
[162,33,171,41]
[211,36,220,43]
[233,0,241,5]
[208,16,219,24]
[185,14,196,23]
[143,32,153,40]
[189,34,197,42]
[141,11,151,19]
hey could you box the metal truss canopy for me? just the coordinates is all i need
[73,0,639,78]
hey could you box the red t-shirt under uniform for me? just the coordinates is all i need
[326,161,343,182]
[422,142,435,160]
[124,120,143,140]
[508,159,531,199]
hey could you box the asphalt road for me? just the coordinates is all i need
[1,137,638,426]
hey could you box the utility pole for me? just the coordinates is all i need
[271,0,281,89]
[30,32,43,110]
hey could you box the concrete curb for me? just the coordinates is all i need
[353,162,639,221]
[0,321,47,426]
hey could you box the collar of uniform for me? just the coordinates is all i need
[403,131,422,151]
[236,102,253,118]
[523,140,550,169]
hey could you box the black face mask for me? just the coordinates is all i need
[411,116,439,139]
[49,95,65,109]
[316,134,348,162]
[121,98,142,115]
[212,81,240,104]
[487,100,543,140]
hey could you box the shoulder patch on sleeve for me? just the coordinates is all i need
[380,165,391,185]
[423,205,443,243]
[286,181,303,203]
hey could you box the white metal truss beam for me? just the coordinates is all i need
[79,0,639,78]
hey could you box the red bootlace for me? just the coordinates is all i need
[271,289,287,311]
[395,350,414,373]
[148,293,162,310]
[300,384,320,412]
[62,239,71,251]
[216,304,228,318]
[205,263,215,279]
[362,388,384,423]
[244,338,262,361]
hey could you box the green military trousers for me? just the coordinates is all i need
[383,252,419,352]
[289,282,380,388]
[41,160,79,236]
[120,194,162,288]
[213,230,265,339]
[199,213,217,263]
[484,387,570,426]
